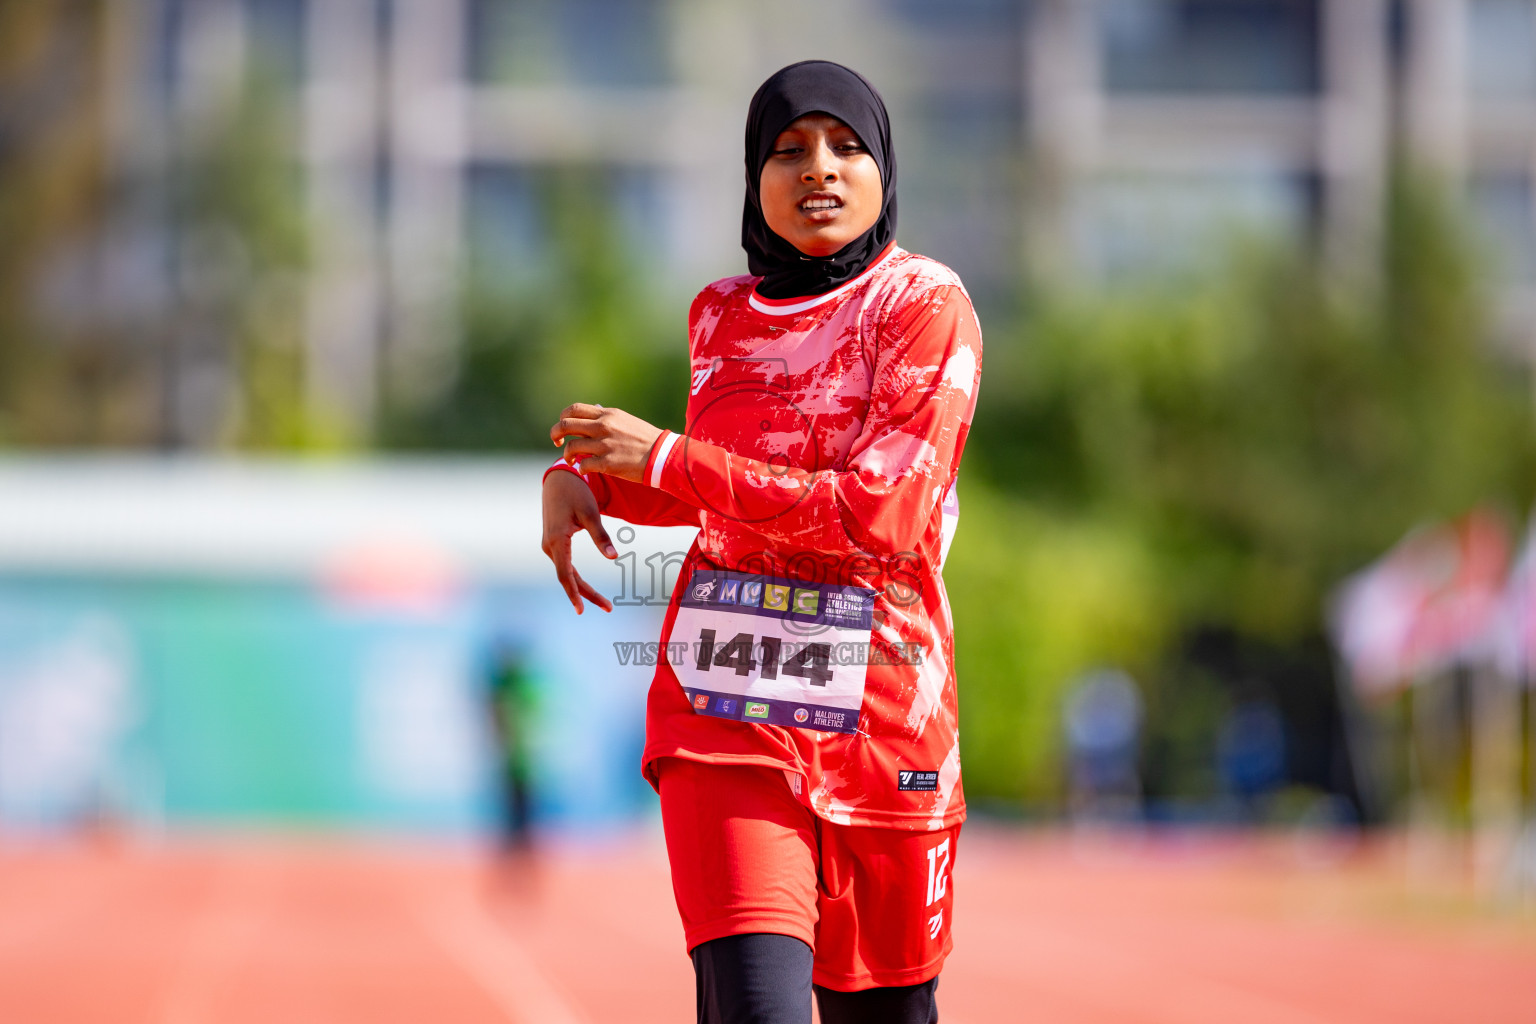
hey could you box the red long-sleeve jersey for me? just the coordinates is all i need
[559,245,981,831]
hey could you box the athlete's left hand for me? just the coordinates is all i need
[550,403,664,483]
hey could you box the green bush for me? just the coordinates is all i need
[381,170,687,451]
[952,171,1535,807]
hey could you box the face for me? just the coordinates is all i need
[758,113,883,258]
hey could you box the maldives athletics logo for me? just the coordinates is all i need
[793,707,810,724]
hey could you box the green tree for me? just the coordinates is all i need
[0,1,117,445]
[0,7,312,450]
[381,169,687,451]
[175,73,312,449]
[949,171,1535,806]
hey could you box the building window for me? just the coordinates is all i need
[1099,0,1321,95]
[1075,169,1309,282]
[1468,0,1536,98]
[242,0,308,87]
[1471,173,1536,282]
[466,164,675,285]
[885,0,1023,30]
[466,165,544,283]
[467,0,671,87]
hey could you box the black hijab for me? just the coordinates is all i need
[742,60,897,300]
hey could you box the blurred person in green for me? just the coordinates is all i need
[484,640,538,853]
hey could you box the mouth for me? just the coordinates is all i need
[798,192,844,221]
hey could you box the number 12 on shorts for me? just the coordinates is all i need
[925,837,951,907]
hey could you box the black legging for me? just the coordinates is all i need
[691,933,939,1024]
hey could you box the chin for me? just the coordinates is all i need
[793,232,854,258]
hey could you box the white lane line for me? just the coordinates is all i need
[156,856,275,1024]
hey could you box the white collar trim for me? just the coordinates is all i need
[747,246,900,316]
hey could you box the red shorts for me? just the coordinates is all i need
[656,757,958,992]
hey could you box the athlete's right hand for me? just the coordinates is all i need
[541,469,617,615]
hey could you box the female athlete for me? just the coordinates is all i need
[541,60,982,1024]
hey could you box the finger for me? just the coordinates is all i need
[561,436,604,463]
[555,417,605,439]
[556,560,584,614]
[548,538,584,614]
[574,571,614,613]
[550,416,607,447]
[579,509,617,559]
[574,453,608,476]
[559,403,606,423]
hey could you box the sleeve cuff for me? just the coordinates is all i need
[542,456,586,484]
[645,430,680,489]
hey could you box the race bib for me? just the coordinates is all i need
[673,569,875,734]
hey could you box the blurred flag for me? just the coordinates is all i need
[1332,509,1510,695]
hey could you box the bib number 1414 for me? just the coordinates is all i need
[694,628,832,686]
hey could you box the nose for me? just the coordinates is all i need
[801,139,838,185]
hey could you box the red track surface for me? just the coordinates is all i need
[0,827,1532,1023]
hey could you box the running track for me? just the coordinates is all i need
[0,828,1531,1023]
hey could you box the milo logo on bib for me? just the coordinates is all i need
[673,568,874,734]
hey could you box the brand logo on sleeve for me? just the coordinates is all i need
[745,702,770,719]
[898,770,939,791]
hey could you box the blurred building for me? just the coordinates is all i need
[1028,0,1536,349]
[9,0,1536,444]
